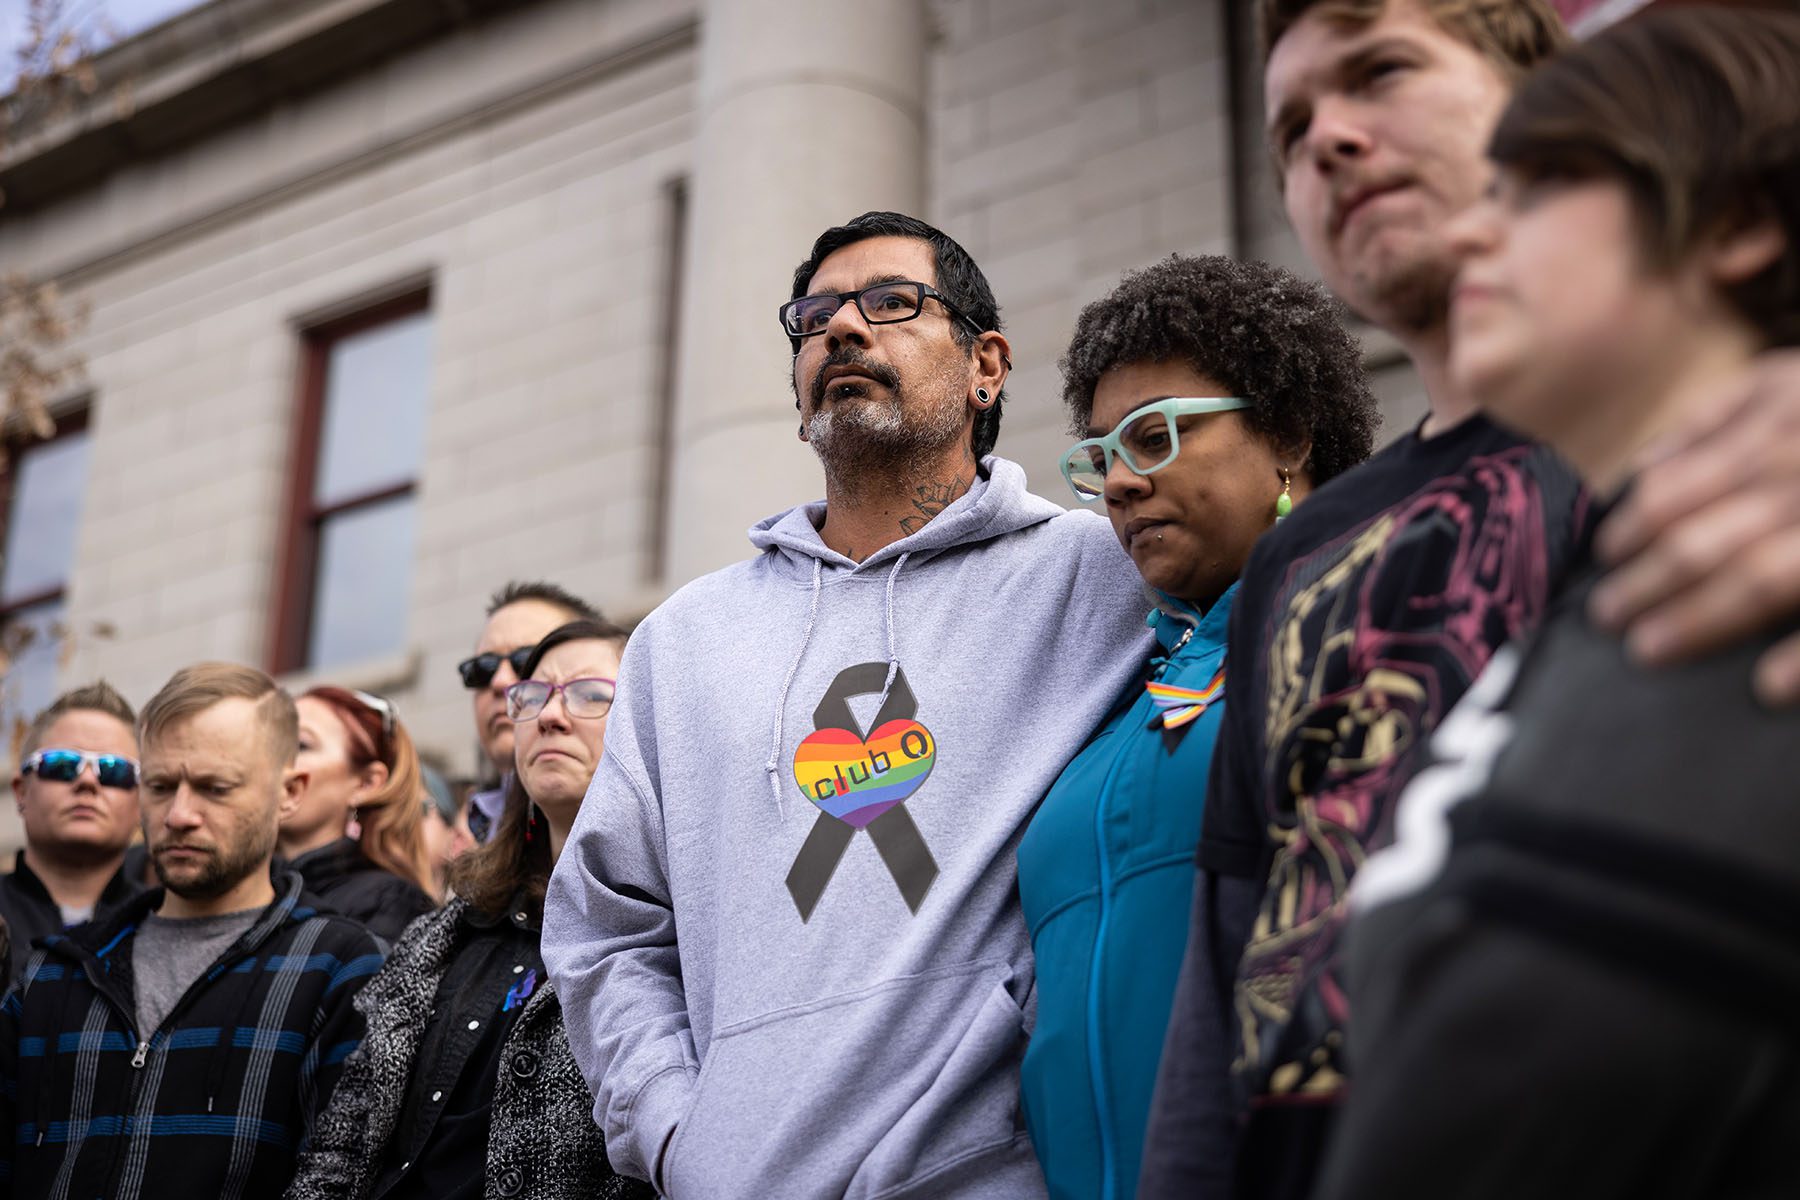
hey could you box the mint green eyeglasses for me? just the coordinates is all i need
[1059,396,1250,502]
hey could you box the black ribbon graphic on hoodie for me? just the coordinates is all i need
[786,663,940,922]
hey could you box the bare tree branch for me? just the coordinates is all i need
[1,0,111,465]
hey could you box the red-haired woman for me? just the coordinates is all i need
[279,687,435,942]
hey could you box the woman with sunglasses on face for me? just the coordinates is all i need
[1016,254,1379,1200]
[288,618,652,1200]
[280,687,436,942]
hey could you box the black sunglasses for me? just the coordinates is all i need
[457,646,536,690]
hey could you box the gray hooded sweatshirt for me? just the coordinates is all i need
[543,457,1151,1198]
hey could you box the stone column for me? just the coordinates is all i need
[664,0,928,584]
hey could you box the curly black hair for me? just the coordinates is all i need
[1060,254,1380,485]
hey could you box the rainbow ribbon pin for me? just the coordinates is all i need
[1146,666,1226,730]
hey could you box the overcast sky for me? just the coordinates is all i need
[3,0,202,84]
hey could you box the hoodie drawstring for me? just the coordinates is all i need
[764,551,912,817]
[876,551,911,713]
[766,558,824,816]
[204,949,267,1116]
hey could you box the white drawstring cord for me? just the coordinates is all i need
[875,551,911,713]
[765,550,909,815]
[765,558,824,816]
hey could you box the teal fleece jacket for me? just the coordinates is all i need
[543,459,1152,1199]
[1016,585,1236,1200]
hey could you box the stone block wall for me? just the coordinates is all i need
[0,0,700,810]
[927,0,1240,497]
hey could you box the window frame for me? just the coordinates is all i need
[0,405,91,623]
[269,289,431,674]
[0,406,91,734]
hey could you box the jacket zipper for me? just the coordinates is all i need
[1086,714,1138,1200]
[75,955,151,1183]
[101,965,242,1194]
[61,894,291,1197]
[1087,619,1197,1200]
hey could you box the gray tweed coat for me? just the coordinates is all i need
[284,897,651,1200]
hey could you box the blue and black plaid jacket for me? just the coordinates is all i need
[0,868,385,1200]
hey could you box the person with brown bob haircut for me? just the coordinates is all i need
[1319,8,1800,1196]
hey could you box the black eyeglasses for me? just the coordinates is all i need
[23,748,139,789]
[458,646,535,690]
[779,280,985,341]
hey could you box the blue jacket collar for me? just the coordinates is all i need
[1147,582,1239,655]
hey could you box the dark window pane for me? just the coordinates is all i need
[1,601,63,739]
[2,433,90,605]
[306,495,417,669]
[314,311,433,507]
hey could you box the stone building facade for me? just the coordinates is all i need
[0,0,1441,844]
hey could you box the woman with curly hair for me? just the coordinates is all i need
[1017,253,1380,1200]
[286,618,652,1200]
[280,686,436,941]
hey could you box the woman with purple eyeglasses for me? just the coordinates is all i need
[288,619,652,1200]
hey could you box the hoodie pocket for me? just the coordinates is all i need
[663,959,1030,1199]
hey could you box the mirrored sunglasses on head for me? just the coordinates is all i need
[458,646,536,689]
[1059,396,1250,502]
[505,677,617,722]
[350,688,397,740]
[23,748,139,789]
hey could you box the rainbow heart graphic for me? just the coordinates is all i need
[793,718,936,828]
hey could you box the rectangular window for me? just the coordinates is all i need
[1,411,91,735]
[272,293,433,673]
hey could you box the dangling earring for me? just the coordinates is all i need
[345,804,362,841]
[1275,469,1293,523]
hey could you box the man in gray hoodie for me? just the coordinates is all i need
[543,211,1151,1197]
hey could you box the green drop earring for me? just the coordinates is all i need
[1275,469,1293,522]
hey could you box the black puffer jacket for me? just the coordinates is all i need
[285,895,651,1200]
[288,838,436,943]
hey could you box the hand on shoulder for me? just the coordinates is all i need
[1591,349,1800,704]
